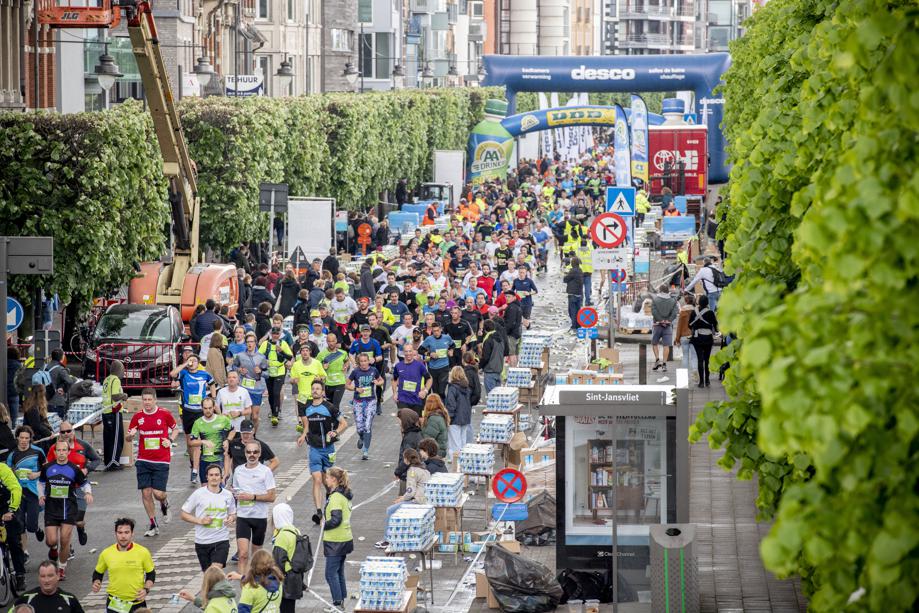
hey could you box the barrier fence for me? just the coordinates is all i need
[91,342,200,389]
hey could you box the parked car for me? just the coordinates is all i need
[82,304,188,389]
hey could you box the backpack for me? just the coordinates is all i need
[284,528,314,573]
[706,265,729,289]
[31,367,53,388]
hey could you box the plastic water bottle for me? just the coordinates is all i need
[169,594,182,605]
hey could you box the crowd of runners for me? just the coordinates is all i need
[0,142,722,612]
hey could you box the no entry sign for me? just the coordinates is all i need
[492,468,528,504]
[576,306,598,328]
[590,213,628,248]
[610,268,628,283]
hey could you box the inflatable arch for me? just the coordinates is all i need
[479,53,731,183]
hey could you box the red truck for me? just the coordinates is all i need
[648,123,708,197]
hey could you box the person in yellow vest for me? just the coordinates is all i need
[563,220,584,258]
[635,188,651,226]
[575,238,595,306]
[322,467,353,610]
[102,359,129,470]
[258,327,293,427]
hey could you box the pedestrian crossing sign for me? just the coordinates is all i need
[606,187,636,217]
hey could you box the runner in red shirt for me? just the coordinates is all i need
[127,388,178,537]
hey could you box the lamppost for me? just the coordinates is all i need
[420,61,434,88]
[93,42,122,109]
[193,54,214,91]
[343,62,359,91]
[392,63,405,90]
[276,55,294,96]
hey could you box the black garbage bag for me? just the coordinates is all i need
[516,492,555,540]
[484,543,564,612]
[517,528,556,547]
[555,569,639,604]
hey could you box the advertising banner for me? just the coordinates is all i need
[613,104,632,187]
[630,94,650,185]
[225,75,264,97]
[660,216,696,241]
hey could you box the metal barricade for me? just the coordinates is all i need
[91,342,185,389]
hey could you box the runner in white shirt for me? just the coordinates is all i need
[230,440,277,575]
[391,314,416,360]
[330,289,358,330]
[216,371,253,430]
[180,464,236,571]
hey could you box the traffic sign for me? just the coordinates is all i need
[591,248,629,271]
[576,306,599,329]
[610,268,628,283]
[576,327,599,340]
[606,187,636,217]
[589,213,628,248]
[492,468,528,504]
[6,297,23,334]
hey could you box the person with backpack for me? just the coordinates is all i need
[689,295,720,388]
[686,256,729,312]
[271,502,312,613]
[321,467,353,612]
[42,350,74,420]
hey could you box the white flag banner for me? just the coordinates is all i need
[538,92,551,159]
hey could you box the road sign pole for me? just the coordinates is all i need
[1,238,7,407]
[608,270,617,349]
[267,191,276,261]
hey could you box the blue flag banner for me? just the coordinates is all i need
[630,94,649,186]
[613,104,632,187]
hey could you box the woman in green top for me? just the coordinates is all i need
[323,467,353,610]
[420,393,450,454]
[101,359,128,470]
[179,565,237,613]
[229,548,283,613]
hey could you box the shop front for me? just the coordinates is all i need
[540,384,690,605]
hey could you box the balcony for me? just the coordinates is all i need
[468,20,486,41]
[619,33,696,49]
[619,4,696,20]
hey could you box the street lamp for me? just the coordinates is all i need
[420,61,434,87]
[193,55,214,88]
[392,63,405,90]
[93,43,123,92]
[276,56,294,95]
[343,62,359,89]
[477,62,486,81]
[447,63,458,87]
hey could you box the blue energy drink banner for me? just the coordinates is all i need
[630,94,650,186]
[613,104,632,187]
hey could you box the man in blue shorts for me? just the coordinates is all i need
[296,381,346,525]
[170,354,215,483]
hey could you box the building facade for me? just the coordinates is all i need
[323,0,359,91]
[483,0,570,56]
[252,0,321,96]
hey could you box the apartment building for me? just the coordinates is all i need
[483,0,570,56]
[252,0,322,95]
[404,0,482,88]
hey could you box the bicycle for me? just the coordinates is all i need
[67,304,106,356]
[0,522,17,606]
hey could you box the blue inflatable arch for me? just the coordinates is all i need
[481,53,731,183]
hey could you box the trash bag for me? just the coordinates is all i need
[515,492,556,547]
[484,543,564,612]
[555,569,639,604]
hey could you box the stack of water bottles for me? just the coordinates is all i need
[486,387,519,412]
[358,557,407,611]
[522,330,553,349]
[518,339,545,368]
[424,472,464,507]
[505,367,534,388]
[459,443,495,475]
[68,397,103,425]
[385,505,436,551]
[479,414,514,444]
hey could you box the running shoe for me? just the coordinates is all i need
[67,550,75,561]
[35,528,43,542]
[48,546,58,561]
[77,527,87,546]
[161,500,171,524]
[271,416,279,427]
[15,574,25,592]
[356,433,363,450]
[231,552,239,562]
[190,470,198,484]
[58,567,66,581]
[362,452,369,461]
[374,540,390,549]
[652,360,663,371]
[144,526,159,537]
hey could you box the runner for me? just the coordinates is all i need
[367,312,392,413]
[225,420,280,472]
[170,354,216,483]
[13,560,84,612]
[38,439,92,579]
[258,327,293,427]
[289,345,327,434]
[296,381,347,525]
[180,464,237,571]
[230,440,277,575]
[391,343,431,416]
[91,518,155,613]
[231,332,269,433]
[420,322,454,397]
[316,333,349,412]
[188,397,233,482]
[216,370,253,431]
[345,353,383,461]
[7,425,44,570]
[55,421,101,551]
[126,388,178,537]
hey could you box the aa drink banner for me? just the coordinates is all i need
[613,104,632,187]
[630,94,649,186]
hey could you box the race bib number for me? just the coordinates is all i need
[328,452,336,464]
[242,377,257,389]
[435,349,448,359]
[108,595,135,613]
[188,394,203,406]
[16,468,30,480]
[363,351,375,360]
[239,499,256,507]
[144,438,161,450]
[453,340,462,348]
[402,380,418,392]
[359,387,372,398]
[50,485,68,499]
[207,517,224,529]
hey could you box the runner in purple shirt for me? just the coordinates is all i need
[390,343,432,416]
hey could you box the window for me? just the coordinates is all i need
[469,0,483,16]
[288,0,295,20]
[257,56,271,96]
[360,33,373,77]
[375,32,391,79]
[331,29,353,52]
[257,0,269,19]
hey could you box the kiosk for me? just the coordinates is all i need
[539,375,690,605]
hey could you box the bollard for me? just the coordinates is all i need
[638,343,647,385]
[649,524,699,613]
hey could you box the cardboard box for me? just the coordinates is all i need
[405,575,419,610]
[598,347,620,364]
[475,571,489,599]
[496,539,521,554]
[522,446,556,467]
[124,396,144,413]
[435,507,462,532]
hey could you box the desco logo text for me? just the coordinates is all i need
[571,66,636,81]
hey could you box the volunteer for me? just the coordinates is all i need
[100,359,128,471]
[322,467,354,611]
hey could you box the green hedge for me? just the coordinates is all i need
[0,87,501,307]
[0,101,170,307]
[688,0,919,610]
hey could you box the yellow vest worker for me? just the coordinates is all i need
[576,243,594,273]
[636,190,651,214]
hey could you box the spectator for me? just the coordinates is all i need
[650,285,680,372]
[376,449,430,549]
[445,366,472,459]
[564,258,584,331]
[45,349,74,420]
[250,277,275,312]
[689,295,719,388]
[192,300,224,341]
[276,267,301,317]
[479,320,504,395]
[462,351,482,407]
[393,409,423,488]
[418,438,448,475]
[676,294,697,379]
[6,347,21,423]
[420,394,449,455]
[22,386,53,441]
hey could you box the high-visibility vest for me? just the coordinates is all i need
[576,245,594,273]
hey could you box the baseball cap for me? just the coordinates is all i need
[359,324,371,331]
[239,419,255,433]
[270,327,282,335]
[310,309,321,318]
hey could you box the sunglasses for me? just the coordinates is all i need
[245,450,260,455]
[59,429,73,434]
